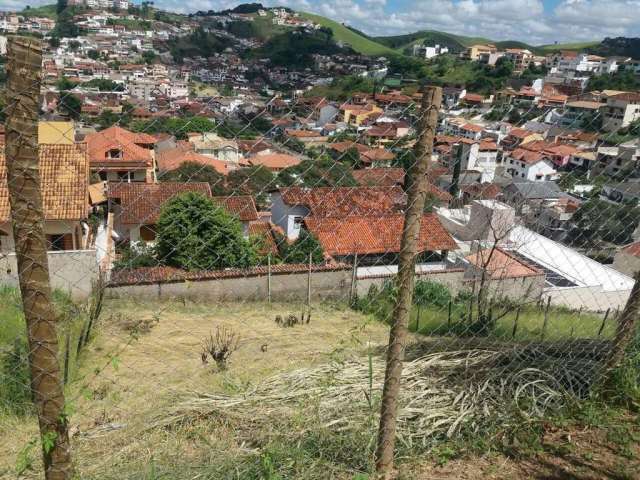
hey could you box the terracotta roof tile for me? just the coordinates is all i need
[0,144,89,222]
[85,125,154,167]
[465,248,542,279]
[304,214,458,256]
[248,153,301,171]
[353,168,405,187]
[157,147,231,175]
[212,195,258,222]
[107,182,211,225]
[279,186,406,217]
[248,221,279,255]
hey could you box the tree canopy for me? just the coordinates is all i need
[156,192,257,271]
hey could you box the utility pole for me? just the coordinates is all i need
[375,86,442,479]
[5,36,72,480]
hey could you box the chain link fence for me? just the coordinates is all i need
[1,33,640,479]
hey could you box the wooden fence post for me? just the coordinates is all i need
[541,296,551,340]
[307,252,312,308]
[5,36,72,479]
[598,308,610,338]
[512,306,521,339]
[267,254,272,304]
[375,86,442,478]
[349,253,358,305]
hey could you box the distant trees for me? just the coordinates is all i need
[280,229,324,264]
[587,70,640,92]
[58,91,82,119]
[160,163,227,196]
[568,198,640,247]
[156,192,257,271]
[226,165,275,208]
[277,156,357,188]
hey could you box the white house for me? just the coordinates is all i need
[505,148,557,182]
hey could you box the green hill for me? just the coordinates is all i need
[21,4,58,18]
[299,12,395,56]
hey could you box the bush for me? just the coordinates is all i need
[0,338,32,415]
[156,192,257,271]
[281,229,324,264]
[113,243,158,271]
[413,280,451,308]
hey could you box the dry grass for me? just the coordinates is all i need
[0,298,390,478]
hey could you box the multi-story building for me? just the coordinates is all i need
[602,92,640,132]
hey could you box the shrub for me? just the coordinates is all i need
[156,192,257,271]
[0,338,32,415]
[282,229,324,264]
[414,280,451,308]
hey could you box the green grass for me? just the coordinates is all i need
[409,304,614,341]
[540,41,600,52]
[299,12,396,56]
[21,4,58,19]
[0,287,24,349]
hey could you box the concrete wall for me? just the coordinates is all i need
[356,269,466,297]
[612,251,640,278]
[106,268,352,302]
[0,249,100,300]
[542,286,632,312]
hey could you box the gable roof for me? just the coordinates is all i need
[157,147,231,175]
[107,182,211,225]
[85,125,154,167]
[304,214,458,256]
[211,195,258,222]
[0,145,89,223]
[278,186,406,217]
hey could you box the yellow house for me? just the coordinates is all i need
[38,121,75,145]
[342,103,383,126]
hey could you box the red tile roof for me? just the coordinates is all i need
[279,186,406,217]
[248,153,301,171]
[212,195,258,222]
[465,248,542,279]
[107,182,211,225]
[304,214,458,256]
[85,125,155,168]
[0,145,89,222]
[157,147,231,175]
[248,221,279,255]
[353,168,405,187]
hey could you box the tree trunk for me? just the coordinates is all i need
[375,86,442,479]
[600,271,640,384]
[5,36,72,480]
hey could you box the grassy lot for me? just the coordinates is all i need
[409,304,614,341]
[0,298,390,479]
[540,41,600,52]
[300,12,396,57]
[1,296,637,479]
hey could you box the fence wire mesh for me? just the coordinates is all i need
[1,24,640,480]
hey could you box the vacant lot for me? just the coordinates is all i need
[1,297,638,480]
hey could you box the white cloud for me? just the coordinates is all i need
[5,0,639,44]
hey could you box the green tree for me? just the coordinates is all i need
[281,229,324,264]
[156,192,257,271]
[59,91,82,119]
[160,163,227,196]
[56,76,77,91]
[87,49,100,60]
[277,156,357,188]
[226,165,275,208]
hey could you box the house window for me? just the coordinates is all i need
[535,174,543,180]
[293,216,303,229]
[107,148,122,159]
[47,234,73,251]
[140,224,157,242]
[117,171,131,182]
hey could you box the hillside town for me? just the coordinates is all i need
[0,2,639,313]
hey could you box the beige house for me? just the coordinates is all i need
[187,132,242,165]
[602,92,640,132]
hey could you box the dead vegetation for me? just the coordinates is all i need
[201,325,240,370]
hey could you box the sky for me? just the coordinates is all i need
[3,0,640,45]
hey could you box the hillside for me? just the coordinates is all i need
[588,37,640,59]
[21,4,58,18]
[299,12,395,56]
